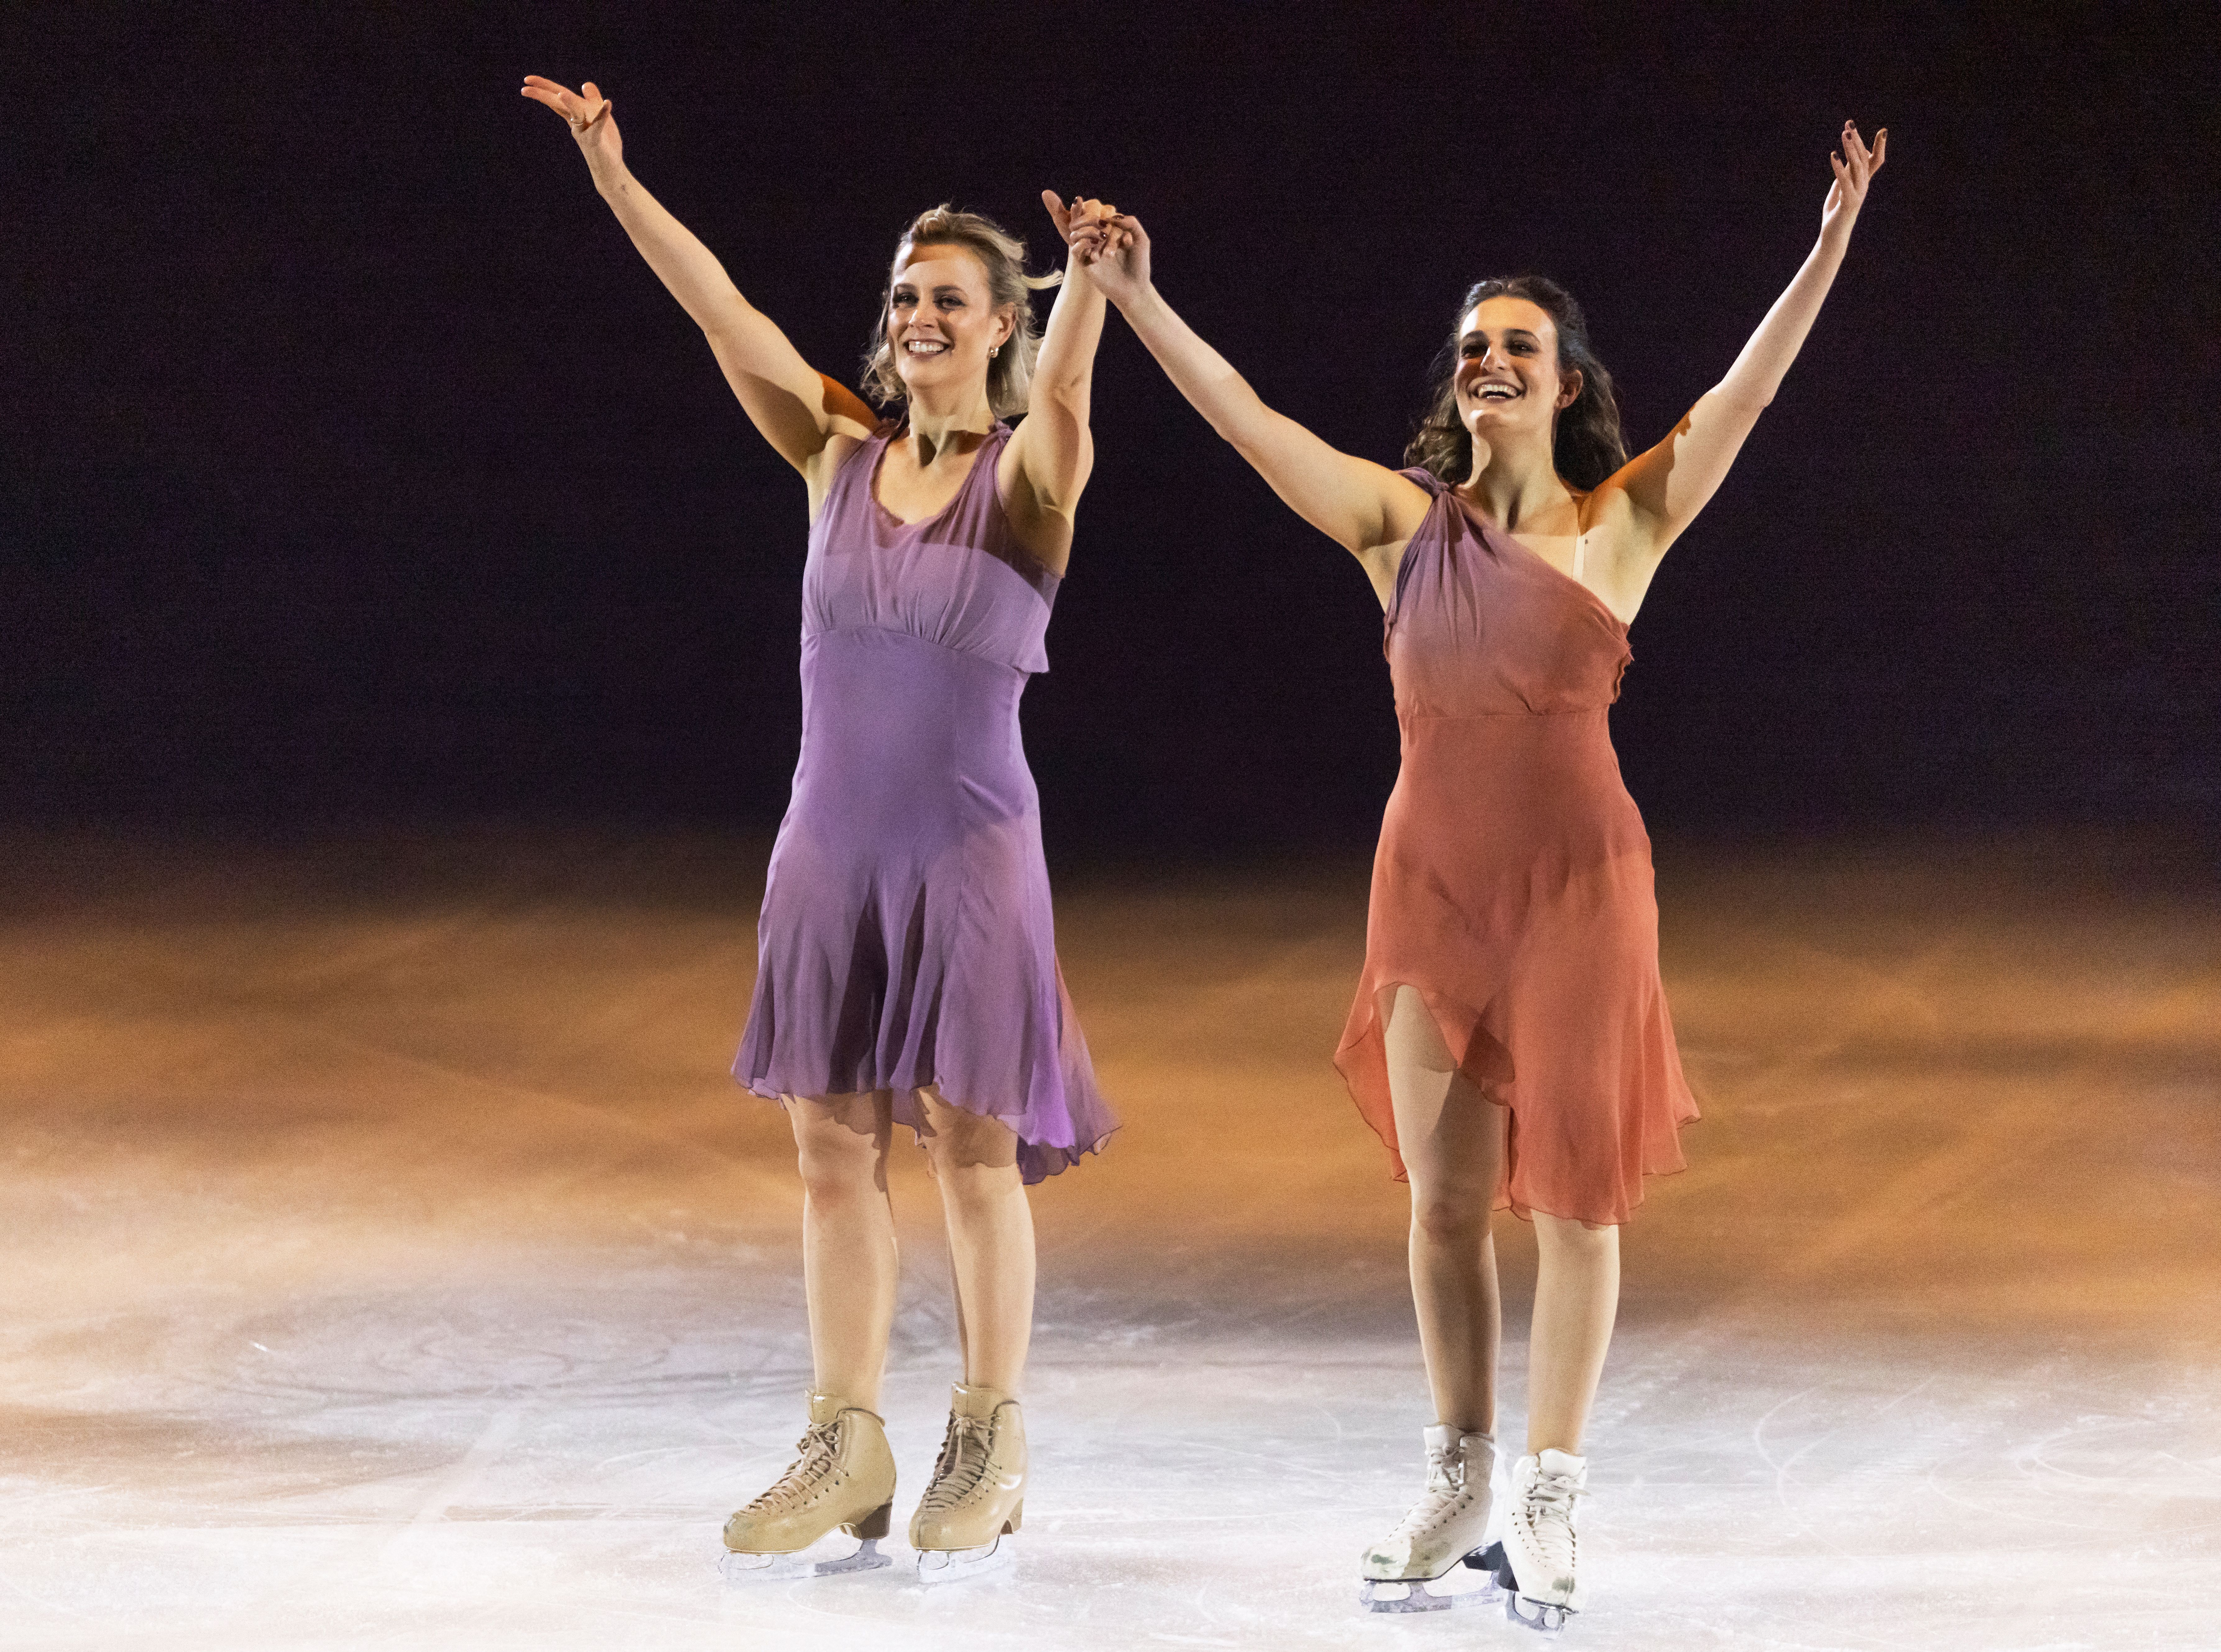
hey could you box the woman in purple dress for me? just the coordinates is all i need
[523,76,1116,1582]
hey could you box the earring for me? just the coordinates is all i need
[989,345,1000,358]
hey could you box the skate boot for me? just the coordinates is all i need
[719,1391,896,1581]
[1358,1425,1500,1611]
[1497,1448,1587,1631]
[907,1382,1025,1583]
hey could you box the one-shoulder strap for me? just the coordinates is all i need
[1383,467,1453,635]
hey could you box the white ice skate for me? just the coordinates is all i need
[1358,1426,1502,1612]
[1498,1448,1586,1631]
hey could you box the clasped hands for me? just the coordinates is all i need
[1040,193,1136,266]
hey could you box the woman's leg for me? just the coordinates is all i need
[1384,985,1506,1435]
[788,1092,899,1407]
[1525,1212,1619,1453]
[916,1088,1034,1393]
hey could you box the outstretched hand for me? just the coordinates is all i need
[1821,120,1886,244]
[521,75,621,166]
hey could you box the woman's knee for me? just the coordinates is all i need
[921,1137,1022,1205]
[928,1158,1024,1224]
[1410,1182,1496,1245]
[795,1140,883,1204]
[790,1099,888,1201]
[915,1091,1020,1181]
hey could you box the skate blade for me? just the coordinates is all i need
[912,1535,1013,1585]
[720,1536,890,1583]
[1360,1556,1502,1613]
[1505,1589,1576,1633]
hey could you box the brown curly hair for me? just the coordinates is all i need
[860,204,1062,420]
[1405,276,1627,490]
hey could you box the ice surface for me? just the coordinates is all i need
[1,831,2216,1650]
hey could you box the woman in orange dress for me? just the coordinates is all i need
[1070,120,1886,1628]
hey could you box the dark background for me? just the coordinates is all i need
[7,2,2216,860]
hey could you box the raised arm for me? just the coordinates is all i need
[520,77,877,487]
[1078,213,1430,571]
[1599,121,1889,566]
[991,194,1113,563]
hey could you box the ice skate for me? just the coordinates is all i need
[719,1391,896,1582]
[908,1382,1025,1584]
[1498,1448,1587,1631]
[1358,1425,1501,1612]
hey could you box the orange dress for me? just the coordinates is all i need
[1333,470,1698,1225]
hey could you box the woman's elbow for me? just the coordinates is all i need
[1706,378,1776,417]
[1032,370,1092,413]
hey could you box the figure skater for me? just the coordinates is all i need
[1066,121,1886,1628]
[522,75,1119,1584]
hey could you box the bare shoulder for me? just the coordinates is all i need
[1568,475,1622,523]
[1574,479,1667,622]
[1575,475,1656,562]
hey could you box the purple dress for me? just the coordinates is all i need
[733,423,1117,1183]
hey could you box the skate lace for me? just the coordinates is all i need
[1515,1466,1581,1568]
[1389,1440,1475,1537]
[742,1421,840,1515]
[918,1413,994,1512]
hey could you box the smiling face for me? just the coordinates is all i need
[886,244,1015,404]
[1452,295,1583,445]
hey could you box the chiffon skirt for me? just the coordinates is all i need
[735,627,1116,1183]
[1334,709,1697,1225]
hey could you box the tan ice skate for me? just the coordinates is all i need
[1359,1425,1502,1612]
[908,1382,1026,1583]
[720,1391,896,1581]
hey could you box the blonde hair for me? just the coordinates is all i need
[861,204,1062,419]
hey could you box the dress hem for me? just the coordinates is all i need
[1332,972,1697,1229]
[734,1069,1117,1186]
